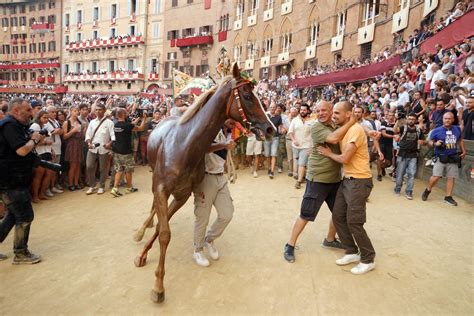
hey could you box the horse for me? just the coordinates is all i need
[135,64,275,303]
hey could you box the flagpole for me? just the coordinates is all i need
[171,67,175,100]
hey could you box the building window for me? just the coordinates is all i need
[151,58,158,73]
[262,38,273,56]
[154,0,161,14]
[93,30,98,39]
[362,0,380,22]
[92,61,98,73]
[130,0,137,15]
[110,28,116,38]
[199,25,212,36]
[11,18,18,27]
[336,11,347,36]
[48,41,56,52]
[30,72,36,81]
[49,1,56,9]
[19,17,26,26]
[1,18,8,28]
[360,42,372,62]
[233,45,242,63]
[65,14,70,27]
[65,35,69,45]
[76,63,81,73]
[310,22,319,46]
[111,4,118,19]
[9,6,16,14]
[21,72,27,81]
[247,41,257,59]
[127,59,135,71]
[77,10,83,24]
[39,3,46,10]
[236,0,244,20]
[167,30,179,40]
[281,33,292,53]
[12,73,19,81]
[29,4,36,12]
[109,60,116,72]
[48,15,56,24]
[13,46,19,54]
[77,33,82,42]
[19,5,26,14]
[64,64,70,75]
[250,0,259,16]
[93,7,100,21]
[130,25,136,36]
[172,0,178,7]
[39,43,46,53]
[20,46,27,54]
[29,43,36,53]
[153,22,160,39]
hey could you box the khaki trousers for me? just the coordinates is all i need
[193,174,234,251]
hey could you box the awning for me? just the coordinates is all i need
[419,10,474,55]
[289,55,401,88]
[271,58,295,67]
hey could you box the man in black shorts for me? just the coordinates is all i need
[283,101,356,263]
[377,111,396,181]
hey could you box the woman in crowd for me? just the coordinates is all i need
[62,105,83,191]
[30,110,55,203]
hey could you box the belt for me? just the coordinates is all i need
[343,177,355,180]
[205,172,224,176]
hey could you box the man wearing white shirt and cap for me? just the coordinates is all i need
[84,103,115,195]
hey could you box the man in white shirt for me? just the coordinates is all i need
[288,104,314,189]
[192,122,235,267]
[397,86,410,108]
[84,103,115,195]
[430,63,444,96]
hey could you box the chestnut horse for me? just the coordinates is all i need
[137,64,275,303]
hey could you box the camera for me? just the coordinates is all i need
[38,128,50,137]
[395,105,406,120]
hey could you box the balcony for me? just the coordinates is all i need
[281,1,293,15]
[148,73,159,81]
[31,23,54,31]
[64,72,145,83]
[305,44,316,60]
[260,56,271,68]
[0,62,61,70]
[248,14,257,27]
[263,8,273,21]
[65,36,145,52]
[234,19,242,30]
[175,35,213,48]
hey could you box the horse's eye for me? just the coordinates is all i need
[243,94,252,101]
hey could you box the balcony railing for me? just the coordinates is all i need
[175,35,213,48]
[0,62,61,70]
[64,72,145,83]
[65,36,144,52]
[148,73,159,81]
[31,23,54,31]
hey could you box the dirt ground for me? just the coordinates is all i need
[0,166,472,315]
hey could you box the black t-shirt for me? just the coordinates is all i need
[112,121,134,154]
[268,114,282,137]
[0,115,35,188]
[380,121,395,146]
[462,109,474,141]
[398,125,424,158]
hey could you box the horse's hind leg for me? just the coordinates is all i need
[133,205,155,242]
[135,196,189,268]
[151,190,171,303]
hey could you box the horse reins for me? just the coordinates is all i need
[225,80,252,130]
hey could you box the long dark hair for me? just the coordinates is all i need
[34,110,49,126]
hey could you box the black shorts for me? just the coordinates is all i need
[39,152,52,162]
[380,143,393,161]
[300,180,341,222]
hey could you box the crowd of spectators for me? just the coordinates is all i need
[66,33,143,46]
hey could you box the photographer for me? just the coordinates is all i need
[84,103,115,195]
[421,112,466,206]
[393,113,425,200]
[0,98,44,264]
[110,108,147,197]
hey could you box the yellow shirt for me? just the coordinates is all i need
[340,124,372,179]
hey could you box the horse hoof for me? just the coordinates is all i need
[134,255,147,267]
[151,289,165,303]
[133,228,145,242]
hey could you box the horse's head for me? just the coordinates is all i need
[226,63,275,141]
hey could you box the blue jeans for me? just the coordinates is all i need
[394,157,417,194]
[0,188,35,254]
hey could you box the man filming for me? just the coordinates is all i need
[0,98,44,264]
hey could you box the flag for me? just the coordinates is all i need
[173,68,214,97]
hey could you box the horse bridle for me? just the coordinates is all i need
[225,79,253,130]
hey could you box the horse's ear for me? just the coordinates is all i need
[232,63,241,79]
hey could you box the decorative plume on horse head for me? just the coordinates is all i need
[133,63,275,303]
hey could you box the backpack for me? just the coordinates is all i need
[400,125,421,150]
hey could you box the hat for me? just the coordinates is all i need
[31,100,42,108]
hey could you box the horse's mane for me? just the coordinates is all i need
[178,75,233,125]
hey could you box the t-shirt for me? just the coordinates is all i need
[398,125,424,158]
[431,108,458,128]
[339,124,372,179]
[430,125,462,156]
[380,121,395,146]
[462,109,473,140]
[306,122,341,183]
[268,113,282,137]
[205,130,227,174]
[30,122,53,155]
[113,121,134,155]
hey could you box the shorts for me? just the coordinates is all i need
[380,143,393,161]
[293,147,310,167]
[113,153,135,173]
[432,160,458,178]
[263,136,279,157]
[246,138,262,156]
[300,180,341,221]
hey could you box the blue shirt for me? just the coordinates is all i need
[430,125,461,156]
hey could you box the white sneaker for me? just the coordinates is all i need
[277,167,283,173]
[253,171,258,178]
[97,188,105,195]
[193,251,210,267]
[336,253,361,266]
[350,262,375,275]
[86,187,96,195]
[45,189,54,197]
[425,158,433,167]
[51,187,63,193]
[205,241,219,260]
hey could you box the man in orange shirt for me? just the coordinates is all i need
[318,101,376,275]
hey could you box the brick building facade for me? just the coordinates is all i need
[229,0,457,80]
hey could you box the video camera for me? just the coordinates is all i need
[27,129,62,172]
